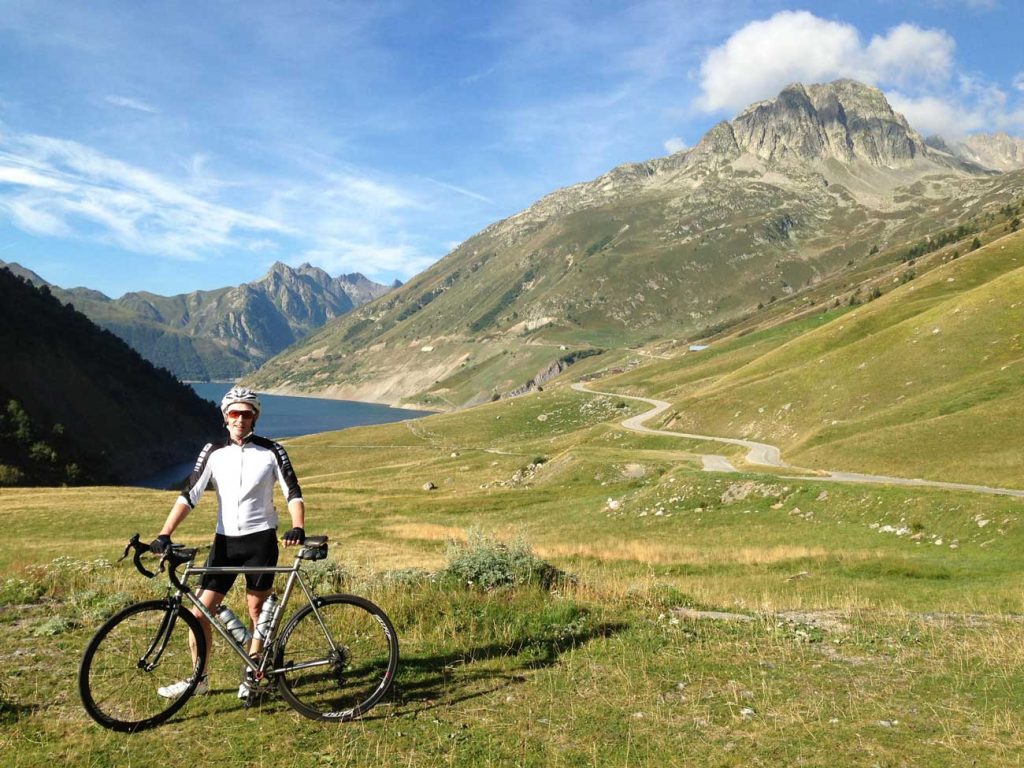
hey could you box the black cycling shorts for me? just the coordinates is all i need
[199,529,279,594]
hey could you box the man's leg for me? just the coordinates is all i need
[245,587,272,657]
[193,588,224,675]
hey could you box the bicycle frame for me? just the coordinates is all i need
[172,553,342,681]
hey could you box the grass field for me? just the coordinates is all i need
[2,383,1023,767]
[600,228,1024,489]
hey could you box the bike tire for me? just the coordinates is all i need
[275,593,398,721]
[79,599,207,732]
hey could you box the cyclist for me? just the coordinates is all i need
[150,386,306,699]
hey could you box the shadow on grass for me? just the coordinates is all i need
[391,621,628,715]
[0,698,38,724]
[135,622,629,727]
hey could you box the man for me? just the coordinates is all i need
[150,385,306,699]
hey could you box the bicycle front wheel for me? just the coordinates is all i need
[276,594,398,721]
[79,599,207,732]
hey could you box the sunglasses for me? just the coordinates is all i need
[226,410,256,420]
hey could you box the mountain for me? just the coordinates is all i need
[247,79,1023,409]
[0,261,393,381]
[926,132,1024,172]
[0,267,222,485]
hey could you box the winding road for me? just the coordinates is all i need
[572,382,1024,499]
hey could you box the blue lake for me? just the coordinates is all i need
[137,383,431,489]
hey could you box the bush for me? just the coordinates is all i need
[0,577,44,605]
[301,558,348,594]
[33,616,77,637]
[442,528,566,591]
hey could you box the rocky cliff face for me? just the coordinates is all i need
[728,80,927,166]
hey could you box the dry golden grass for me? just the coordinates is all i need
[535,540,884,566]
[384,521,469,543]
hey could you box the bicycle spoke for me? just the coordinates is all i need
[276,595,398,720]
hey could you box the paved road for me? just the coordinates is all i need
[572,382,1024,498]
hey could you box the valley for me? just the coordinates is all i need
[3,78,1024,766]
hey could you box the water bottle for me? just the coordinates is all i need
[216,604,252,646]
[254,593,278,641]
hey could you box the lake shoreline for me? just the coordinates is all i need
[244,384,442,413]
[181,380,441,413]
[133,385,434,489]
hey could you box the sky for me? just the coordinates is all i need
[0,0,1021,297]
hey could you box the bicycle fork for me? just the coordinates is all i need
[137,602,180,673]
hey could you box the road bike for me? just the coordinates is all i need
[78,533,398,732]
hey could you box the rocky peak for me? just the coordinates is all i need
[724,80,926,166]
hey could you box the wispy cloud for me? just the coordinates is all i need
[0,125,464,280]
[105,95,159,114]
[423,177,494,204]
[0,131,280,259]
[663,137,688,155]
[0,126,452,280]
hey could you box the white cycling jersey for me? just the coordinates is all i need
[178,434,303,536]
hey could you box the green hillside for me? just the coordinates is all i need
[600,227,1024,487]
[0,268,222,485]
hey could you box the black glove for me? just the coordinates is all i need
[283,527,305,545]
[150,534,172,554]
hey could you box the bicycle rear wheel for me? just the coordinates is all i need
[79,599,207,732]
[276,594,398,721]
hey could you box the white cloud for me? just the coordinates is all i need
[664,137,688,154]
[105,95,160,114]
[885,92,984,138]
[696,12,864,113]
[697,11,955,114]
[423,177,494,204]
[0,164,72,190]
[866,24,955,88]
[693,11,1024,142]
[0,133,283,259]
[0,127,454,279]
[298,241,437,282]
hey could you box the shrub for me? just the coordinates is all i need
[69,589,134,623]
[0,577,44,605]
[301,558,348,594]
[442,528,566,591]
[33,616,77,637]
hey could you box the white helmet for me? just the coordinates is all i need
[220,386,262,417]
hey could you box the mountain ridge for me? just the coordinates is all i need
[247,79,1023,409]
[0,260,393,380]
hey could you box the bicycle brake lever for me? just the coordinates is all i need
[120,533,141,563]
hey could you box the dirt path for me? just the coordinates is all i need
[572,383,1024,499]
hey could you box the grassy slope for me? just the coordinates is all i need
[3,383,1024,766]
[247,165,1023,408]
[602,228,1024,487]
